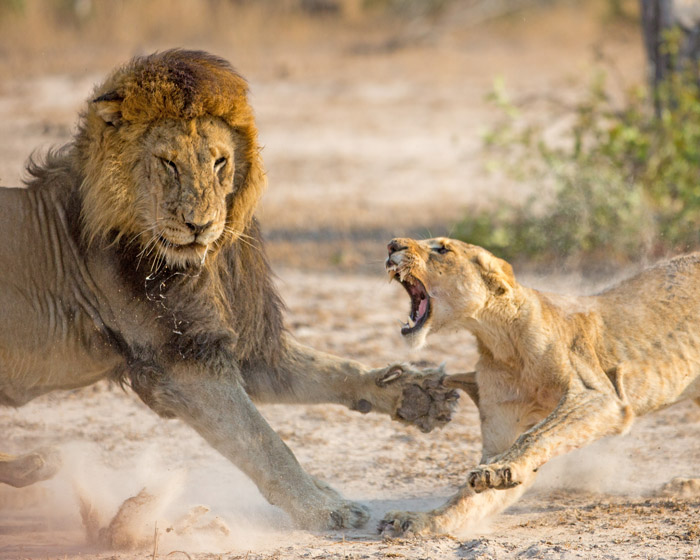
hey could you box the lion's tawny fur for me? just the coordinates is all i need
[76,50,264,252]
[0,51,457,535]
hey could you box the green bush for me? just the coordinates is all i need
[455,55,700,266]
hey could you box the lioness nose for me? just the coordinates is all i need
[185,220,213,235]
[387,239,408,255]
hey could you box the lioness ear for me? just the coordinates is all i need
[92,91,124,127]
[475,252,515,295]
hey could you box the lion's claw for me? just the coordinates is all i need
[375,364,405,387]
[468,464,521,493]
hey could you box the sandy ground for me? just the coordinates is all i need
[1,3,699,559]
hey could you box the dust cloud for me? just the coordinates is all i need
[532,436,642,496]
[1,442,293,554]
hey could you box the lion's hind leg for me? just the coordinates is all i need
[661,477,700,498]
[0,447,62,488]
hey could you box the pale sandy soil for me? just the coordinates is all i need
[1,3,698,559]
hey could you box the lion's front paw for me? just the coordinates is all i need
[467,464,521,493]
[378,510,436,536]
[378,365,459,433]
[300,477,370,530]
[326,500,370,530]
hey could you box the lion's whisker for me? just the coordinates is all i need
[223,226,260,252]
[136,232,162,271]
[126,224,159,249]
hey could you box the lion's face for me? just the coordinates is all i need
[133,117,235,269]
[77,50,266,273]
[385,237,515,347]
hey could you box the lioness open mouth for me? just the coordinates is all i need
[395,274,431,335]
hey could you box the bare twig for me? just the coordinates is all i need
[152,522,159,560]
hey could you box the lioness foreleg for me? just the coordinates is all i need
[468,385,634,492]
[380,470,537,536]
[245,336,459,433]
[131,366,368,530]
[380,397,532,536]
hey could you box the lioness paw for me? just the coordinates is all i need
[467,464,521,493]
[375,364,459,432]
[378,510,436,536]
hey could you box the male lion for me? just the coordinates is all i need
[0,51,458,531]
[379,236,700,536]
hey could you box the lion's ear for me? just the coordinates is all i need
[92,91,124,127]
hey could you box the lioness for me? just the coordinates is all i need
[380,236,700,535]
[0,51,458,531]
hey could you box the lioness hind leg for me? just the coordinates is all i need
[0,447,62,488]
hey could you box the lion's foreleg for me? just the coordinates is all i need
[467,386,634,493]
[244,335,458,432]
[134,367,368,530]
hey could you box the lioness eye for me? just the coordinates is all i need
[434,245,450,254]
[214,157,227,170]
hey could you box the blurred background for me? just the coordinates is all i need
[0,0,697,274]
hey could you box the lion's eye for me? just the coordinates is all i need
[160,158,179,177]
[433,245,450,254]
[214,157,227,171]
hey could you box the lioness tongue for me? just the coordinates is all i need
[417,296,428,320]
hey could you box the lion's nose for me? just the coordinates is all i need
[387,239,408,256]
[185,220,213,235]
